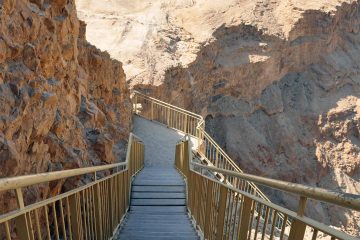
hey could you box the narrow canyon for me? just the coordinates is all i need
[77,0,360,236]
[0,0,358,238]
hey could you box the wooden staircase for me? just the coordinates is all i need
[114,167,199,239]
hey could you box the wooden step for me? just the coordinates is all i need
[132,192,185,199]
[130,206,187,213]
[115,165,198,239]
[131,198,186,206]
[132,185,185,192]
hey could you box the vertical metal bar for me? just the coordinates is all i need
[52,202,60,240]
[83,188,92,239]
[247,200,255,240]
[225,190,234,238]
[134,95,138,114]
[216,185,228,240]
[261,207,270,240]
[34,209,42,240]
[58,199,67,240]
[279,215,288,240]
[269,210,278,240]
[69,193,84,240]
[119,173,124,218]
[16,188,25,209]
[99,183,104,239]
[88,188,93,240]
[5,221,12,240]
[232,194,241,240]
[91,186,97,240]
[14,214,30,240]
[44,205,51,240]
[81,191,88,240]
[184,114,188,133]
[288,196,307,240]
[311,229,318,240]
[27,212,35,240]
[66,197,73,240]
[102,186,107,239]
[238,196,253,239]
[86,188,93,239]
[106,180,111,238]
[204,181,214,238]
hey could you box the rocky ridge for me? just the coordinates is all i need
[0,0,131,229]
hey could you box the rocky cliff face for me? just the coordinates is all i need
[130,0,360,236]
[0,0,130,218]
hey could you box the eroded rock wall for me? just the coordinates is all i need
[135,1,360,236]
[0,0,130,218]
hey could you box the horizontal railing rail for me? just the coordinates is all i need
[132,91,204,136]
[0,163,126,192]
[192,163,360,211]
[176,139,360,240]
[0,133,145,240]
[133,91,204,120]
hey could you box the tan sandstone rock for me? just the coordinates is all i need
[0,0,131,236]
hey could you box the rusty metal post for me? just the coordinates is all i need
[288,196,307,240]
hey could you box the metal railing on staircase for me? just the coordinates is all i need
[132,91,289,228]
[175,138,360,240]
[0,133,144,240]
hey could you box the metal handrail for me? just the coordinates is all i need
[0,163,126,192]
[192,162,360,211]
[176,139,360,240]
[0,133,145,240]
[133,91,203,120]
[0,133,142,193]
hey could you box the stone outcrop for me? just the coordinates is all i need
[0,0,130,225]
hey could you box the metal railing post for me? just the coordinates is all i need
[151,101,154,120]
[287,196,308,240]
[216,185,227,240]
[204,181,214,238]
[238,196,253,239]
[134,94,138,114]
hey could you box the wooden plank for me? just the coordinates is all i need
[130,206,187,213]
[131,198,186,206]
[121,224,195,231]
[132,186,185,192]
[132,192,185,199]
[133,181,184,186]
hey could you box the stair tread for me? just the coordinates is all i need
[132,186,185,192]
[131,198,186,206]
[130,206,187,212]
[114,136,198,240]
[132,192,185,199]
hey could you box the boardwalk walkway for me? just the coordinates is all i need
[114,116,199,239]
